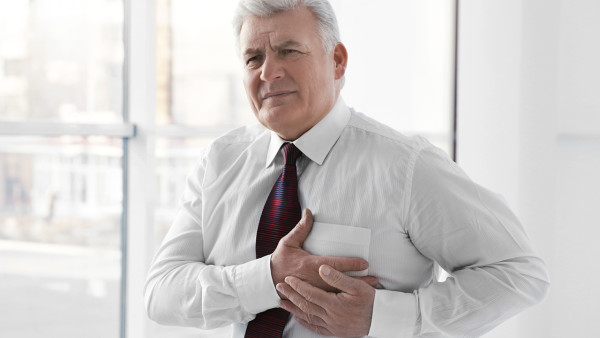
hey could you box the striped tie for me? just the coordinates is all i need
[245,143,302,338]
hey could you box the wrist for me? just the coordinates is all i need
[270,254,287,299]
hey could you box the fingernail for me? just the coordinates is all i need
[321,265,331,276]
[361,261,368,270]
[284,276,292,284]
[276,283,283,292]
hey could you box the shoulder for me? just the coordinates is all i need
[210,123,268,147]
[189,123,268,177]
[344,108,432,158]
[202,123,268,158]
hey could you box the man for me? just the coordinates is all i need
[144,1,549,337]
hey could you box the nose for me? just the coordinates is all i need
[260,54,285,82]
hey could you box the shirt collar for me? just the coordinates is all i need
[265,96,351,167]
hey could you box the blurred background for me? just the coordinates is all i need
[0,0,597,337]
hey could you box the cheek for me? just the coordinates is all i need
[306,71,332,102]
[242,74,260,108]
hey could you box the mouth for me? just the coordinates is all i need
[262,90,295,100]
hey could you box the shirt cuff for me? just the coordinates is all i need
[368,289,419,338]
[235,254,280,315]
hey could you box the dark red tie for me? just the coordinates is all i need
[245,143,302,338]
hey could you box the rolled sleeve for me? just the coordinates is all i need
[368,289,419,338]
[235,254,280,315]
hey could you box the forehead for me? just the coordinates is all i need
[239,6,320,51]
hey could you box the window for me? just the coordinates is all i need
[0,136,123,337]
[0,0,123,123]
[0,0,128,337]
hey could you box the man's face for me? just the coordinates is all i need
[239,6,343,140]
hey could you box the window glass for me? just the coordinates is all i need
[156,0,253,127]
[0,136,123,337]
[0,0,124,123]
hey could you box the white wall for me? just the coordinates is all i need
[457,0,600,337]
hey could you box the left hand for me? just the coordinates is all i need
[276,264,376,337]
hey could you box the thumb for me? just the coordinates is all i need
[319,264,362,295]
[280,208,313,248]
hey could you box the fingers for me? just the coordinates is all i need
[277,277,328,320]
[280,209,313,248]
[280,276,330,307]
[280,299,329,329]
[315,255,369,274]
[319,264,367,295]
[354,275,379,288]
[280,270,376,337]
[295,316,334,336]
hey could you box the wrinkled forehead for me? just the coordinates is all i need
[239,7,321,52]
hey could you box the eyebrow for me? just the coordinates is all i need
[243,40,306,57]
[274,40,305,50]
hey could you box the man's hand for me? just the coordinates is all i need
[271,209,378,294]
[276,264,376,337]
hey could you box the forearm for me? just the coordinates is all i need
[144,254,279,329]
[144,205,280,329]
[369,255,549,337]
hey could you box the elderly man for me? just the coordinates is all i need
[144,1,549,337]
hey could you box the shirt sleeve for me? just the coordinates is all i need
[143,151,280,330]
[370,144,550,337]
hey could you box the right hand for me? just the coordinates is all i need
[270,209,378,296]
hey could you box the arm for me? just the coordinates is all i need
[143,155,280,329]
[370,145,549,337]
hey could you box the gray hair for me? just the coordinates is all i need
[232,0,341,54]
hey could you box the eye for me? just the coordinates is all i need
[281,49,298,55]
[245,55,263,68]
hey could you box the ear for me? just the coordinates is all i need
[332,42,348,80]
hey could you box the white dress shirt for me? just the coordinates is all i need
[144,97,549,337]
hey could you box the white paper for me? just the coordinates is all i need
[303,222,371,277]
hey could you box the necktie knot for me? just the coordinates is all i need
[282,143,301,166]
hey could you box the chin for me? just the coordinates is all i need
[262,119,302,140]
[259,107,297,125]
